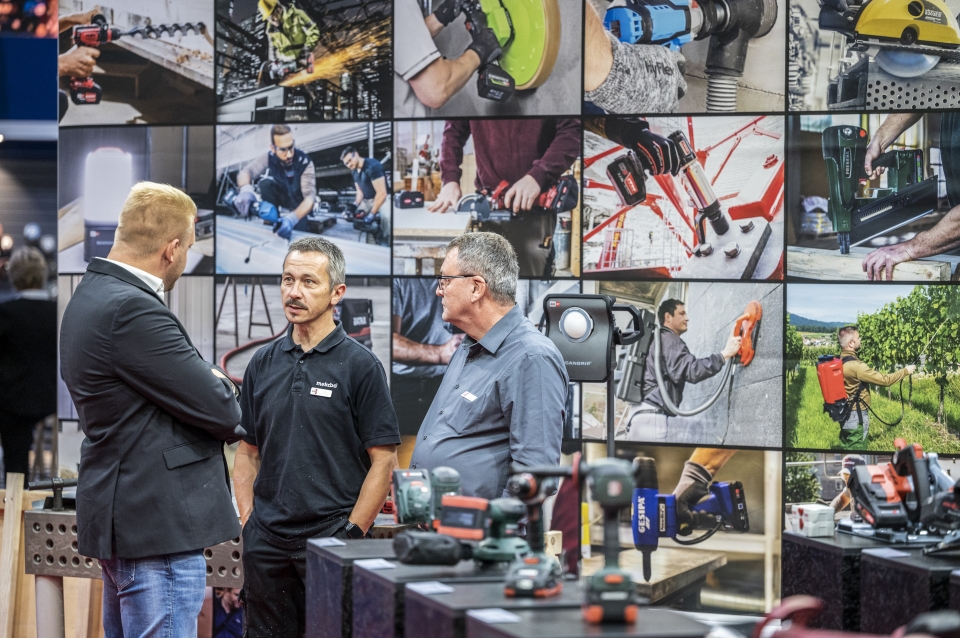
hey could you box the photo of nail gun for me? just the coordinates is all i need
[632,457,749,582]
[456,174,579,222]
[822,125,938,254]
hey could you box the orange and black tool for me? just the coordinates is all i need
[732,300,762,366]
[68,15,120,105]
[436,495,491,541]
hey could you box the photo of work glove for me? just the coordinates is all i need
[466,11,502,66]
[618,119,682,176]
[433,0,466,26]
[234,184,258,216]
[585,34,687,114]
[672,461,713,535]
[275,212,300,240]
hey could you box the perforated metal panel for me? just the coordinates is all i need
[857,60,960,110]
[24,509,244,587]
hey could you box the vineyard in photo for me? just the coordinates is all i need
[786,286,960,452]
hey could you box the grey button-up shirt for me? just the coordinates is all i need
[641,327,724,416]
[408,305,569,499]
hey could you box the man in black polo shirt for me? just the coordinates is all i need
[233,236,400,637]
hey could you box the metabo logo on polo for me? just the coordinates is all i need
[315,382,338,388]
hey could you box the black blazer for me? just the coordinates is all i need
[0,295,57,418]
[60,259,242,559]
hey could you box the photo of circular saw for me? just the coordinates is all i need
[819,0,960,78]
[460,0,561,100]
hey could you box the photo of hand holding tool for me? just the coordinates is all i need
[787,114,960,281]
[58,1,215,125]
[583,116,784,280]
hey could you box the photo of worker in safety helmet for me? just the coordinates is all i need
[837,326,915,447]
[257,0,320,87]
[624,299,743,443]
[234,124,316,241]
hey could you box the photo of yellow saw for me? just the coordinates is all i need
[459,0,562,100]
[819,0,960,79]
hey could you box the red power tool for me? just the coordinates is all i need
[732,300,762,366]
[457,175,579,222]
[69,15,121,105]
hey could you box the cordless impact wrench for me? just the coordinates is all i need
[632,456,749,582]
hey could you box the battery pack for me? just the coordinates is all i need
[606,151,647,207]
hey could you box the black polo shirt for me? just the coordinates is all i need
[240,321,400,549]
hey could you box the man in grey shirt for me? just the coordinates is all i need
[408,232,568,499]
[393,0,502,117]
[627,299,741,443]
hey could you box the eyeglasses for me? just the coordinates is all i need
[435,274,481,291]
[273,143,295,154]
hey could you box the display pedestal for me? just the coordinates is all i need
[950,570,960,609]
[859,548,960,634]
[781,531,887,630]
[352,561,509,638]
[464,607,709,638]
[404,579,583,638]
[305,539,396,638]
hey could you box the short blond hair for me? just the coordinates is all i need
[115,182,196,257]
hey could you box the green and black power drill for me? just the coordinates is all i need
[391,466,462,528]
[822,125,938,254]
[503,470,565,598]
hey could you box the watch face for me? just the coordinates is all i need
[346,523,364,539]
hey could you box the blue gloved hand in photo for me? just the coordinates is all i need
[276,212,299,240]
[257,201,280,224]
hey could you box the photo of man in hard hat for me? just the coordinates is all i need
[257,0,320,87]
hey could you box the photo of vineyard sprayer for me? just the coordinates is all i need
[786,284,960,452]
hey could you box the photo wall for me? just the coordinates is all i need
[21,0,960,622]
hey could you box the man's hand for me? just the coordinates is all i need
[466,13,502,67]
[721,335,742,360]
[275,212,299,240]
[433,0,466,26]
[234,184,257,216]
[864,139,887,180]
[58,46,100,78]
[672,461,713,535]
[503,175,542,213]
[428,182,462,213]
[905,365,917,375]
[439,334,466,365]
[862,244,914,281]
[628,124,682,176]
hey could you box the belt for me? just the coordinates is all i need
[634,403,665,415]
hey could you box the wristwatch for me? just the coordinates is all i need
[342,521,365,539]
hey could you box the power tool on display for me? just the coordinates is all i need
[503,470,564,598]
[68,14,207,105]
[456,174,579,223]
[839,439,960,551]
[607,129,730,257]
[391,467,463,528]
[393,494,531,565]
[632,457,748,582]
[508,454,640,624]
[822,125,937,255]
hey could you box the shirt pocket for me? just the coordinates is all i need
[447,391,493,436]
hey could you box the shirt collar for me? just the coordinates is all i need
[471,305,524,356]
[102,258,165,299]
[282,321,347,354]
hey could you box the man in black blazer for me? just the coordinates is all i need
[0,247,56,482]
[60,182,245,638]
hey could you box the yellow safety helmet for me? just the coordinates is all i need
[258,0,278,19]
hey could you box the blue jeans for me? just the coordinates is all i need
[100,550,206,638]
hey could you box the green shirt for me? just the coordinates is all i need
[267,7,319,61]
[841,349,910,409]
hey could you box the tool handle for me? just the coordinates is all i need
[28,477,78,491]
[612,303,645,346]
[872,150,902,170]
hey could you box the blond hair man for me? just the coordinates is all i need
[60,182,245,638]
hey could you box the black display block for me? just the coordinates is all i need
[352,561,509,638]
[950,570,960,610]
[463,607,709,638]
[305,539,397,638]
[404,580,584,638]
[859,548,960,634]
[781,531,886,630]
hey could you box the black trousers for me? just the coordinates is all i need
[0,410,41,484]
[241,523,308,638]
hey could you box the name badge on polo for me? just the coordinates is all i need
[461,391,477,402]
[310,388,332,397]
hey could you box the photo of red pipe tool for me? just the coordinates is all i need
[583,115,784,280]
